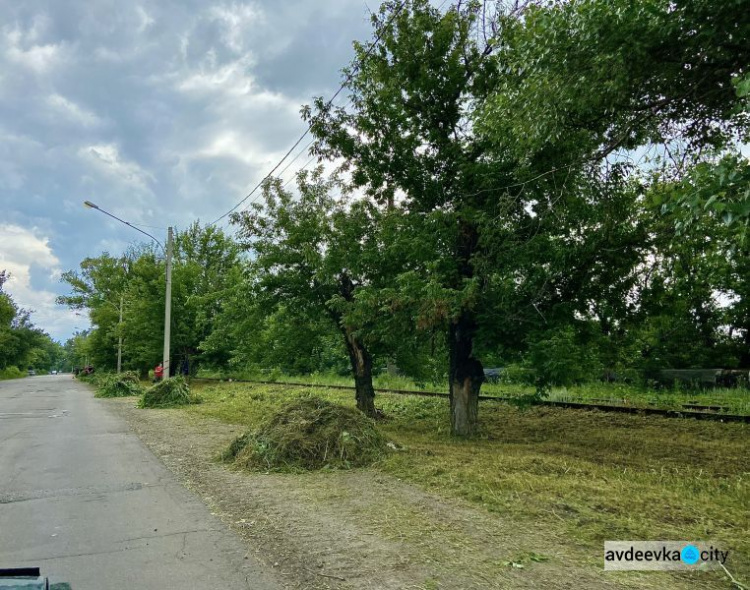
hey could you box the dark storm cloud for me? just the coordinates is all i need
[0,0,375,339]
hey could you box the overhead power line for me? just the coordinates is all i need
[208,0,410,227]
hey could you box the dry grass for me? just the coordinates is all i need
[224,396,386,471]
[184,381,750,583]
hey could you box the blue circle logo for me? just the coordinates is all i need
[681,545,700,565]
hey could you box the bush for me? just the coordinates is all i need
[527,326,603,388]
[77,371,100,384]
[224,396,387,471]
[0,366,26,380]
[97,371,145,398]
[140,377,198,408]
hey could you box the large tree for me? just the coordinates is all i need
[306,0,750,434]
[305,0,639,434]
[306,0,507,434]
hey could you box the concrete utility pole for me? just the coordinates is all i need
[162,227,173,380]
[83,201,171,379]
[117,296,123,374]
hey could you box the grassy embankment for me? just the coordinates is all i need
[183,380,749,577]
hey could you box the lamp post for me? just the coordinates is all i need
[84,200,173,380]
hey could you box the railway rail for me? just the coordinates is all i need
[192,377,750,424]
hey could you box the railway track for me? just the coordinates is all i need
[192,377,750,423]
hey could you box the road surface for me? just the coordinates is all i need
[0,374,280,590]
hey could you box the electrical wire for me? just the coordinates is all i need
[208,0,410,227]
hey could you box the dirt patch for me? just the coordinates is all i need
[106,398,727,590]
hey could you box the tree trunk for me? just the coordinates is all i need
[740,326,750,368]
[331,273,378,418]
[448,309,484,436]
[343,329,377,418]
[448,218,484,437]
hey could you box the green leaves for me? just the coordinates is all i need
[662,154,750,243]
[0,270,61,372]
[57,224,243,373]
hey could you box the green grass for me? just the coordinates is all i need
[539,382,750,415]
[197,369,750,415]
[186,380,750,577]
[95,371,145,398]
[140,376,199,408]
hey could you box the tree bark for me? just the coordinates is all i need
[448,309,484,436]
[330,272,377,418]
[740,326,750,368]
[343,328,377,418]
[448,219,484,437]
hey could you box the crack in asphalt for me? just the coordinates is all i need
[17,528,220,563]
[0,482,149,504]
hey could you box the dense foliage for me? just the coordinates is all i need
[58,0,750,435]
[0,270,65,377]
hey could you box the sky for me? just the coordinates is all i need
[0,0,376,342]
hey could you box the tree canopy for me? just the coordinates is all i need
[57,0,750,435]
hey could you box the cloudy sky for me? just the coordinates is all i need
[0,0,377,341]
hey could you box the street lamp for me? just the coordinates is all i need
[84,200,173,380]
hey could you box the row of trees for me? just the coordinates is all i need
[0,271,65,375]
[59,0,749,435]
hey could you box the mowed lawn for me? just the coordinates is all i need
[186,381,750,577]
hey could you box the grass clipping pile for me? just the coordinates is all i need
[96,371,144,398]
[140,376,199,408]
[224,396,387,471]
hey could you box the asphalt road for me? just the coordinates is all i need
[0,374,281,590]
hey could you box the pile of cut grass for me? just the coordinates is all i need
[96,371,144,398]
[140,377,199,408]
[224,396,387,471]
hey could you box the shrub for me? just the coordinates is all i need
[0,366,26,380]
[96,371,144,398]
[527,326,603,388]
[140,377,198,408]
[77,371,101,384]
[224,396,387,471]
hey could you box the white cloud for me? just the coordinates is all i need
[78,143,155,194]
[196,131,257,164]
[209,3,264,53]
[192,130,296,168]
[136,6,156,34]
[177,54,256,95]
[0,224,82,340]
[3,21,67,74]
[46,93,104,128]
